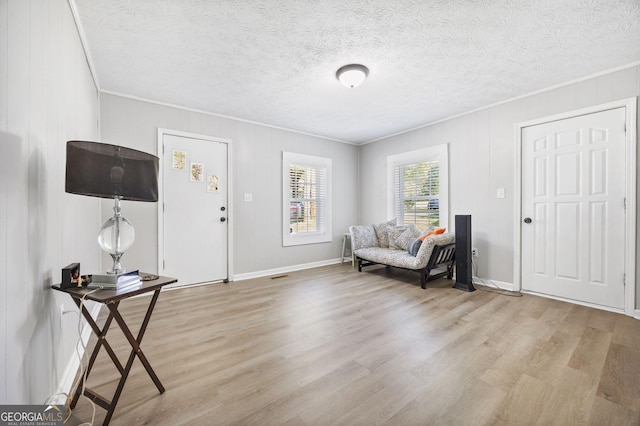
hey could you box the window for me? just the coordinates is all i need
[387,145,448,230]
[282,152,332,246]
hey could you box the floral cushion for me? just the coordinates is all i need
[349,225,378,250]
[372,218,396,248]
[415,233,455,266]
[394,224,421,250]
[387,225,410,250]
[354,233,455,270]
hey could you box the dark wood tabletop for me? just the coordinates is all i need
[52,274,177,303]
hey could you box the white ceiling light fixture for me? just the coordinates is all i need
[336,64,369,88]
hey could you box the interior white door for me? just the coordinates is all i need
[521,107,626,309]
[161,133,228,285]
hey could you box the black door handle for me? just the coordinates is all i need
[220,217,226,222]
[524,217,532,224]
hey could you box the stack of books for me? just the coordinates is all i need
[87,270,141,289]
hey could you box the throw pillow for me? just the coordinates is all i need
[350,225,379,249]
[387,225,409,250]
[395,224,421,250]
[407,238,422,256]
[372,218,396,248]
[417,225,435,241]
[419,227,446,241]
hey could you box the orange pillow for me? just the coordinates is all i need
[418,227,446,241]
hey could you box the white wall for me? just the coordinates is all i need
[358,65,640,306]
[100,93,359,277]
[0,0,100,404]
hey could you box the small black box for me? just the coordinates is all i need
[61,263,80,288]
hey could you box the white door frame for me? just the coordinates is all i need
[157,128,234,282]
[513,98,637,316]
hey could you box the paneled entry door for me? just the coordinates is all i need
[158,129,230,286]
[521,107,626,309]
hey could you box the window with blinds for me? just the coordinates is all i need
[289,164,326,234]
[387,145,448,231]
[282,152,332,246]
[393,161,440,229]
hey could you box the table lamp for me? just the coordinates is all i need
[65,141,159,274]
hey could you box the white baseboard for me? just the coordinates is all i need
[54,301,102,404]
[635,309,640,320]
[233,258,343,281]
[472,276,514,291]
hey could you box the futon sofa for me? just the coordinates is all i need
[349,221,455,289]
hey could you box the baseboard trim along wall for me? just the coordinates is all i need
[233,258,344,281]
[472,277,514,291]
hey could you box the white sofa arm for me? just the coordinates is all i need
[414,233,455,266]
[349,225,379,251]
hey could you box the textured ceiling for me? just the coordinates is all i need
[73,0,640,144]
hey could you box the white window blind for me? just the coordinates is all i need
[289,163,326,234]
[393,160,440,228]
[387,145,448,231]
[283,152,332,246]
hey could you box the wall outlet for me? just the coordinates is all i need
[471,247,478,257]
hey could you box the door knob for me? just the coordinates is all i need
[523,217,532,224]
[220,217,226,222]
[220,206,226,211]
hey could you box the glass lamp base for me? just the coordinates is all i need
[98,198,135,274]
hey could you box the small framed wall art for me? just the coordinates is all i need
[190,162,204,182]
[172,150,186,170]
[207,174,219,193]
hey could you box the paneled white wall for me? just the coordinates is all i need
[100,93,359,277]
[0,0,100,404]
[359,65,640,305]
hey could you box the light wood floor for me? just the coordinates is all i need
[68,264,640,425]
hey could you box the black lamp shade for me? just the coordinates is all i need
[65,141,159,202]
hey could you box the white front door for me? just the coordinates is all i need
[159,130,230,285]
[521,107,626,309]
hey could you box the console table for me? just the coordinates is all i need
[52,274,177,425]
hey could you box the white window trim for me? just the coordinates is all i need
[282,152,332,246]
[387,144,449,230]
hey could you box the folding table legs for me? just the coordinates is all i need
[69,289,164,425]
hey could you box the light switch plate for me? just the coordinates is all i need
[497,188,505,199]
[243,193,253,202]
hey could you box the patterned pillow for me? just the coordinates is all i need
[407,238,422,256]
[372,218,396,248]
[395,224,421,250]
[387,225,410,250]
[418,225,436,241]
[350,225,379,249]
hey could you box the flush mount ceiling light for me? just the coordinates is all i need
[336,64,369,88]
